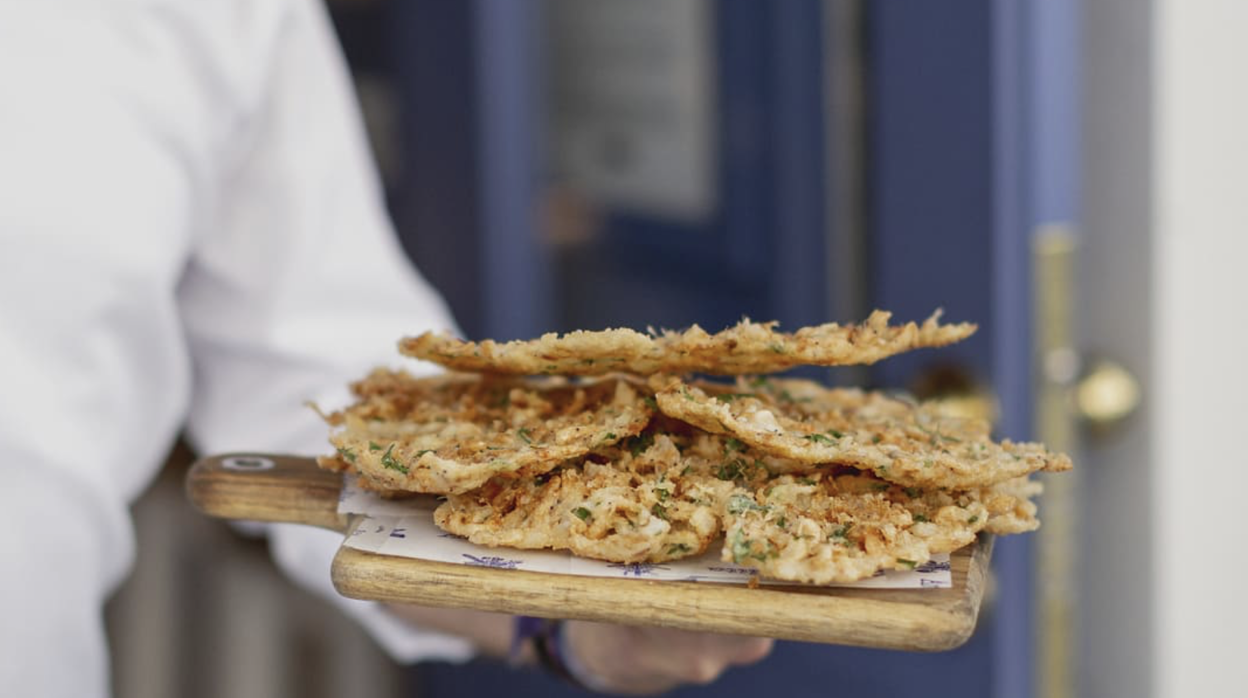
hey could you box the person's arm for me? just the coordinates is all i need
[0,3,220,694]
[0,2,471,693]
[172,0,478,665]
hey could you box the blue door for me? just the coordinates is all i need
[334,1,1078,696]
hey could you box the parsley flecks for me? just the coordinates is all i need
[572,507,592,521]
[643,396,659,410]
[727,494,768,515]
[897,558,918,570]
[716,459,746,481]
[668,543,692,555]
[627,432,655,457]
[826,429,844,439]
[729,530,755,563]
[903,487,922,498]
[872,434,884,444]
[804,433,836,445]
[767,343,787,354]
[725,437,746,453]
[336,446,357,463]
[516,427,533,444]
[830,524,852,541]
[913,514,930,523]
[415,449,434,457]
[368,441,382,452]
[714,392,757,403]
[651,503,668,520]
[655,487,670,501]
[600,432,617,443]
[968,515,980,524]
[379,444,408,474]
[718,459,763,486]
[729,531,775,562]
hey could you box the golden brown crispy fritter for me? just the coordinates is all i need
[653,376,1071,490]
[825,472,1042,537]
[976,476,1043,535]
[433,425,1038,574]
[328,306,1067,582]
[651,309,976,375]
[400,310,975,376]
[721,473,990,583]
[434,434,740,563]
[317,370,652,495]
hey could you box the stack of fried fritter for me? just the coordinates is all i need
[317,310,1071,584]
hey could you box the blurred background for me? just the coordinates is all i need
[106,1,1244,697]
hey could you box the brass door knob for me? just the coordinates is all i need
[1072,359,1141,430]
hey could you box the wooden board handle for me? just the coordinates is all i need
[186,453,348,532]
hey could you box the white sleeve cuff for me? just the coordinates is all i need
[266,522,477,664]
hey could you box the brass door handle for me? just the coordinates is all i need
[1072,359,1141,430]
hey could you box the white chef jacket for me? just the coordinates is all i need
[0,1,476,695]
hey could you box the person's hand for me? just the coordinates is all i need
[563,620,774,695]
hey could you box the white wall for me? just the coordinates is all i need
[1152,1,1248,695]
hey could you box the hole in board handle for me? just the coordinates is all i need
[222,456,276,472]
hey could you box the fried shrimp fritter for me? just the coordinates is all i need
[653,376,1071,490]
[975,476,1043,535]
[326,305,1070,584]
[721,473,990,584]
[651,309,976,375]
[433,424,1041,574]
[827,472,1042,537]
[402,327,656,376]
[434,434,740,563]
[399,310,975,376]
[316,370,652,495]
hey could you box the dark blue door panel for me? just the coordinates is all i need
[555,0,829,336]
[390,0,550,342]
[870,6,1007,695]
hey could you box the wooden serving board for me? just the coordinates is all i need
[187,452,993,652]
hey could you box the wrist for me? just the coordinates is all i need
[558,620,616,693]
[510,616,610,692]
